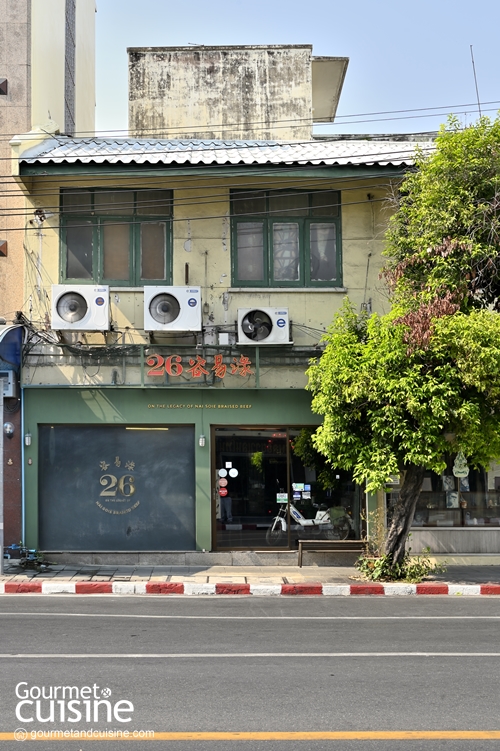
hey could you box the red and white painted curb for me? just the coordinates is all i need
[0,581,500,596]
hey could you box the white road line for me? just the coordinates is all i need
[1,612,500,620]
[2,652,500,658]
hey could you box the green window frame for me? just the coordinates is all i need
[231,189,342,288]
[60,188,173,286]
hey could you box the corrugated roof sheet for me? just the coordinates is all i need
[18,137,434,167]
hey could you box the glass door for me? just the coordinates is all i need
[214,427,288,548]
[213,426,362,550]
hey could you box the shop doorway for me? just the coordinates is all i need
[213,426,362,549]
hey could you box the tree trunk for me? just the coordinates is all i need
[384,464,425,565]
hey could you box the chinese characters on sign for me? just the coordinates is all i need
[146,353,254,380]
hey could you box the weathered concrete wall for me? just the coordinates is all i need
[128,45,313,141]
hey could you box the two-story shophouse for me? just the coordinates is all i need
[10,45,432,564]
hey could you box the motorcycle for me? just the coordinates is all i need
[266,502,352,545]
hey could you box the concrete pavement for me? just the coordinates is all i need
[0,561,500,595]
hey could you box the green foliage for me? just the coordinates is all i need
[305,118,500,560]
[250,451,263,473]
[307,300,500,492]
[385,116,500,311]
[355,547,445,583]
[291,429,339,489]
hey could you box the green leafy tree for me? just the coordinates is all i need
[307,118,500,562]
[307,302,500,564]
[291,429,339,490]
[307,117,500,564]
[385,117,500,333]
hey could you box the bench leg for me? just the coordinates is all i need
[298,544,303,568]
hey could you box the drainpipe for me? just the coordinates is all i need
[21,387,26,545]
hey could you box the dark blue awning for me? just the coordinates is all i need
[0,325,22,368]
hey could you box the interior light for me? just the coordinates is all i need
[126,427,169,431]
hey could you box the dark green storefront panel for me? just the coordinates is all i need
[23,387,317,425]
[38,425,195,551]
[23,388,318,549]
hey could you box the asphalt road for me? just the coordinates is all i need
[1,595,500,750]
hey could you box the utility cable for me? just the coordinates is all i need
[0,98,498,141]
[0,166,416,198]
[0,193,391,233]
[0,179,405,218]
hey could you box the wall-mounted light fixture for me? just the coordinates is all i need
[24,432,32,447]
[199,434,206,447]
[30,208,55,228]
[3,422,14,437]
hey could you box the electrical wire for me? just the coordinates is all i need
[0,179,401,218]
[0,142,435,202]
[1,106,480,341]
[0,98,499,141]
[0,193,395,233]
[0,150,426,226]
[0,167,416,204]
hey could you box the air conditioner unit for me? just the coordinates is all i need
[237,308,291,345]
[51,285,110,331]
[0,370,16,398]
[144,286,202,332]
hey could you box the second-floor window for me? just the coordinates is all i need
[231,189,341,288]
[61,189,173,286]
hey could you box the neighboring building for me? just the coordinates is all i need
[14,44,473,563]
[128,45,348,141]
[0,0,96,545]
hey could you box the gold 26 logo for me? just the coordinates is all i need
[96,456,140,515]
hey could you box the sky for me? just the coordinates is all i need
[95,0,500,138]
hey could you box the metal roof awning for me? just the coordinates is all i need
[17,136,432,168]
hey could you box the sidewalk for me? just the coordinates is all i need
[0,562,499,596]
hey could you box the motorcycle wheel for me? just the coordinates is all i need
[266,522,283,545]
[325,520,350,541]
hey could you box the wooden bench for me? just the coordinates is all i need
[297,539,365,567]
